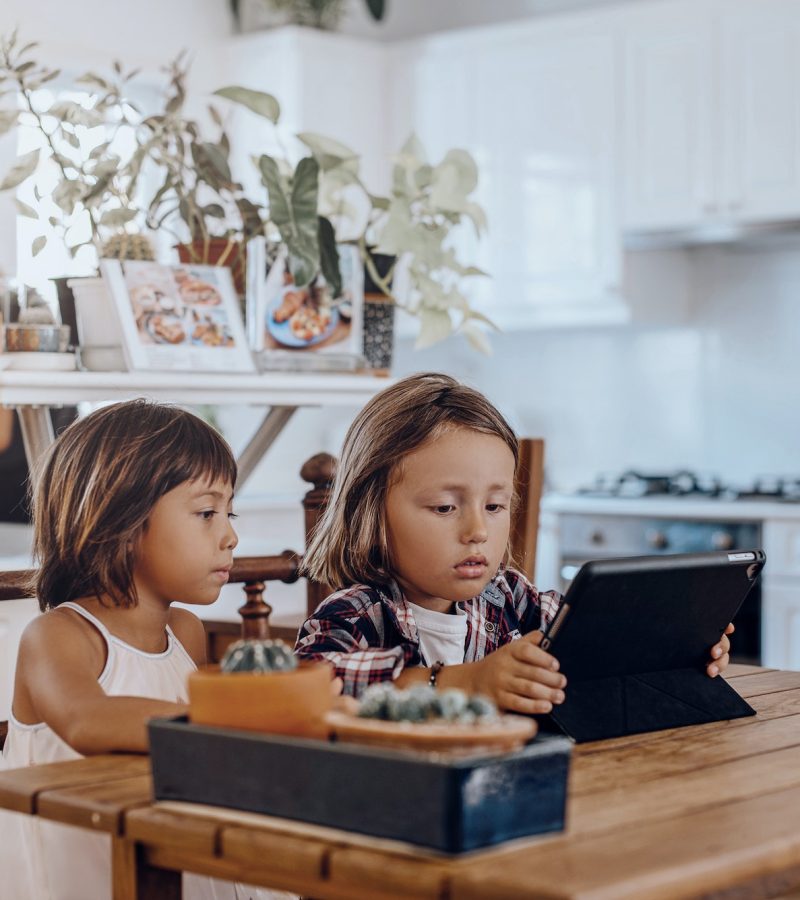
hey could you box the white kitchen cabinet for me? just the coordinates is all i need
[762,581,800,670]
[761,518,800,669]
[720,0,800,223]
[392,16,625,330]
[623,0,800,234]
[621,0,716,231]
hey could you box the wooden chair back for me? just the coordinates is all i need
[510,438,545,581]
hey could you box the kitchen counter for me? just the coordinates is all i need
[542,492,800,521]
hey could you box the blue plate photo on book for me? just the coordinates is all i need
[266,285,339,348]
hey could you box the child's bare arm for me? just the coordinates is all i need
[395,631,567,714]
[16,614,186,755]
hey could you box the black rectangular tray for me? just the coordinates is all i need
[149,717,571,853]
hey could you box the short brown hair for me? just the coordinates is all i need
[303,372,518,588]
[31,400,236,611]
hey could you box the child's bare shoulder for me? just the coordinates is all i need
[19,604,105,665]
[167,607,207,665]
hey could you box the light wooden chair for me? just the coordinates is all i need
[510,438,545,582]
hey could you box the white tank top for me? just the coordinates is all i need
[3,601,196,768]
[0,604,290,900]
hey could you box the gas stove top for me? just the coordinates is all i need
[578,470,800,502]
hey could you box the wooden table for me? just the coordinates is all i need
[2,665,800,899]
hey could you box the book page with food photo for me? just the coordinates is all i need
[100,260,255,372]
[251,243,364,371]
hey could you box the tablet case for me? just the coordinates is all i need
[540,550,764,743]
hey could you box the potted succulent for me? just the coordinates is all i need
[189,638,334,738]
[229,0,387,33]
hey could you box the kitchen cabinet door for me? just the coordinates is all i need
[761,580,800,670]
[621,0,717,232]
[475,18,623,328]
[721,0,800,223]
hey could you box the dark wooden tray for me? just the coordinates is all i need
[149,716,571,853]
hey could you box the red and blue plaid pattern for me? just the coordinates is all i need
[294,569,563,697]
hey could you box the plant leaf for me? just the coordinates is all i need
[31,235,46,257]
[415,308,453,348]
[0,148,40,192]
[99,207,138,227]
[0,109,18,135]
[297,132,359,173]
[318,216,341,297]
[365,0,386,20]
[460,321,493,355]
[259,155,292,231]
[214,86,280,124]
[14,199,38,219]
[291,156,320,248]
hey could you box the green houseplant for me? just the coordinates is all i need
[0,31,146,261]
[229,0,387,33]
[216,91,493,350]
[0,33,491,351]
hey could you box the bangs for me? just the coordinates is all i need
[157,412,237,495]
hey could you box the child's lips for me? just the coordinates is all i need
[212,566,232,583]
[453,556,488,578]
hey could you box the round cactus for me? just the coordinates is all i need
[100,232,156,261]
[357,683,498,723]
[220,639,298,674]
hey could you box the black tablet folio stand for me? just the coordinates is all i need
[539,551,763,743]
[547,666,755,743]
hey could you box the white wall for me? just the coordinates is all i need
[385,240,800,494]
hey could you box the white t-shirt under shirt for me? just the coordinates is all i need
[407,601,468,667]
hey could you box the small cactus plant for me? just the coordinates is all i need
[357,683,499,724]
[100,232,156,261]
[220,639,298,674]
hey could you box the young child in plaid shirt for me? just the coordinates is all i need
[295,373,733,711]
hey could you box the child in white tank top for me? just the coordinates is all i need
[0,400,292,900]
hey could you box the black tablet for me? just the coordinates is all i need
[539,549,765,742]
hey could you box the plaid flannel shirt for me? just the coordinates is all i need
[294,568,563,698]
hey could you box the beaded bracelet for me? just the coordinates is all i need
[429,660,445,688]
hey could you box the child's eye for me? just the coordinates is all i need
[486,503,507,513]
[432,505,455,514]
[198,510,216,520]
[228,512,239,520]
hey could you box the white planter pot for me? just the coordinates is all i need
[68,277,127,371]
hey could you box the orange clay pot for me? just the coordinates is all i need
[188,662,333,739]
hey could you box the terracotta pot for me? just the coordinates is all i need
[188,661,333,738]
[176,239,247,298]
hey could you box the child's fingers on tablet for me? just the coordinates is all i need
[508,676,566,705]
[512,637,561,671]
[511,660,566,689]
[497,691,556,716]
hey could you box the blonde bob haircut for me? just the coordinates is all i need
[303,372,519,588]
[31,399,236,612]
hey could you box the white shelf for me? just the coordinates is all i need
[0,369,393,408]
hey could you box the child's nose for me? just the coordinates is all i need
[461,508,488,543]
[222,519,238,550]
